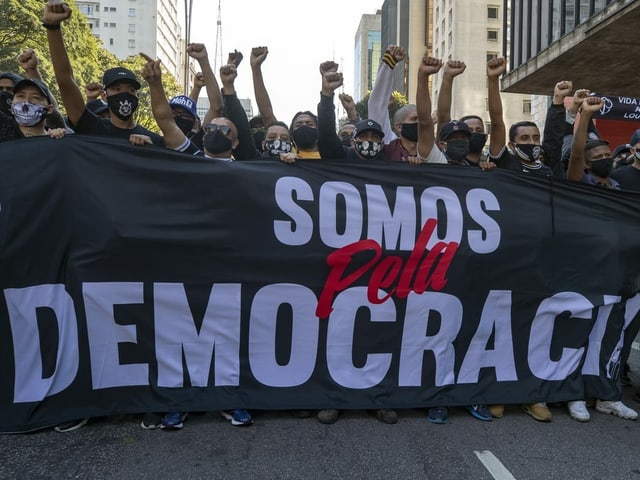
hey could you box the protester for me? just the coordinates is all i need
[610,129,640,191]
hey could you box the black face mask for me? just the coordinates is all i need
[0,91,13,116]
[106,92,139,121]
[400,123,418,142]
[469,133,488,153]
[589,157,614,178]
[293,125,318,149]
[513,143,544,163]
[445,140,470,163]
[203,129,233,155]
[263,139,292,157]
[174,116,195,136]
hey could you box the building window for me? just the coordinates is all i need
[109,38,114,45]
[128,24,136,33]
[523,99,532,114]
[109,22,116,27]
[488,6,499,19]
[103,6,108,11]
[103,22,108,27]
[487,52,499,62]
[109,7,116,11]
[88,22,94,29]
[128,8,136,16]
[487,29,499,42]
[485,122,492,135]
[128,39,135,49]
[80,5,94,14]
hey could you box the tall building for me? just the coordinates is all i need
[77,0,183,82]
[431,0,532,135]
[354,12,382,102]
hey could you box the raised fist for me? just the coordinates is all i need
[487,57,506,78]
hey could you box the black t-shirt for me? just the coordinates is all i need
[73,109,164,147]
[490,147,553,176]
[0,112,22,142]
[610,164,640,192]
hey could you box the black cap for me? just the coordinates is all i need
[630,129,640,147]
[439,120,471,141]
[585,138,609,151]
[0,72,23,85]
[102,67,141,90]
[86,98,109,115]
[352,119,384,139]
[12,78,52,104]
[612,143,632,158]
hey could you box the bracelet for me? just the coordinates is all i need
[42,23,61,30]
[382,52,397,69]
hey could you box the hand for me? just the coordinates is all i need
[322,71,344,94]
[444,60,466,78]
[250,46,269,68]
[18,49,39,72]
[193,72,205,88]
[386,45,406,62]
[279,152,299,164]
[187,43,208,61]
[319,61,339,76]
[581,95,603,114]
[47,128,66,140]
[43,1,72,25]
[403,155,422,166]
[129,134,152,146]
[85,82,103,100]
[487,57,506,78]
[418,55,443,77]
[139,53,162,85]
[219,64,237,85]
[338,93,355,111]
[570,88,590,114]
[479,160,497,171]
[227,50,243,68]
[554,81,573,99]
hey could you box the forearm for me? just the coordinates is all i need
[198,58,223,118]
[368,63,396,141]
[251,67,277,126]
[436,75,454,125]
[317,94,345,160]
[487,77,505,155]
[567,113,590,181]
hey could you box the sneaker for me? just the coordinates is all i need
[595,400,638,420]
[140,412,163,430]
[370,409,398,424]
[567,401,590,422]
[54,418,89,432]
[522,403,552,422]
[160,412,187,430]
[427,407,448,424]
[464,405,492,421]
[316,409,340,425]
[220,409,253,426]
[488,405,504,418]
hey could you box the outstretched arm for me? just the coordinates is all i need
[568,96,602,181]
[250,47,278,127]
[42,1,86,127]
[436,59,466,138]
[416,54,443,160]
[368,45,405,142]
[187,43,223,121]
[487,57,506,157]
[317,67,346,160]
[140,53,187,150]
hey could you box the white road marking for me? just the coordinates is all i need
[633,341,639,351]
[474,450,517,480]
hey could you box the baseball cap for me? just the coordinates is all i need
[102,67,141,90]
[585,138,609,151]
[612,144,632,158]
[439,120,471,141]
[12,78,53,104]
[629,129,640,147]
[169,95,197,118]
[86,98,109,115]
[0,72,24,85]
[352,119,384,139]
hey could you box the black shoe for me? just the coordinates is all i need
[54,418,89,432]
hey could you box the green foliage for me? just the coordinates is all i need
[0,0,181,133]
[354,90,408,124]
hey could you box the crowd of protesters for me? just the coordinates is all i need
[1,0,640,433]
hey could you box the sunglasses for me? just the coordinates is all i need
[204,123,231,136]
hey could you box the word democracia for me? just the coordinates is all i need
[4,282,636,403]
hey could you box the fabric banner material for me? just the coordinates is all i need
[592,94,640,121]
[1,136,639,433]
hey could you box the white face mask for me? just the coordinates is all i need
[635,151,640,162]
[11,101,47,127]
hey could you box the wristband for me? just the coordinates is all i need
[42,23,61,30]
[382,52,397,69]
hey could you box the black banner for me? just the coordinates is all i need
[1,136,640,432]
[592,94,640,121]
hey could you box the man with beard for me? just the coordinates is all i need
[42,0,162,147]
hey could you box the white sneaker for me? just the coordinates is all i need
[595,400,638,420]
[567,401,590,422]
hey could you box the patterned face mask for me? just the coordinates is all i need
[106,92,139,121]
[263,139,292,157]
[354,140,382,159]
[11,101,47,126]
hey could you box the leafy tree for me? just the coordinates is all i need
[354,90,408,125]
[0,0,181,132]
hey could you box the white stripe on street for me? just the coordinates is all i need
[633,341,640,351]
[474,450,517,480]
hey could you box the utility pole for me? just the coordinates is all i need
[183,0,193,93]
[213,0,223,71]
